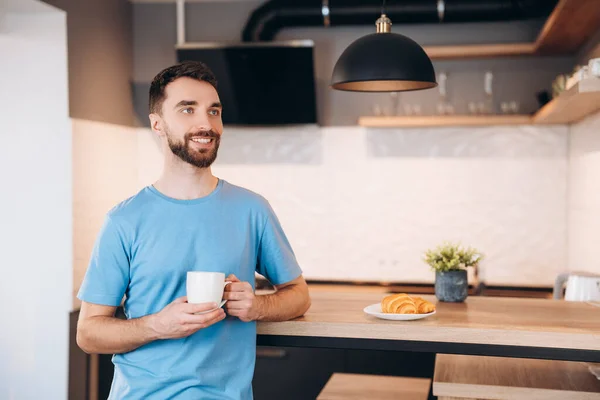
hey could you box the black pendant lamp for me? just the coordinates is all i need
[331,7,437,92]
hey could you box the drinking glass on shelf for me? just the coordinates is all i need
[402,104,423,116]
[477,102,487,115]
[483,71,494,114]
[389,92,399,116]
[437,103,454,115]
[500,101,521,114]
[436,71,455,116]
[468,102,478,115]
[372,104,383,116]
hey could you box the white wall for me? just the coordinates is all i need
[0,2,71,399]
[135,124,568,287]
[568,111,600,275]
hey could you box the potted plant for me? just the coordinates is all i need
[424,242,483,302]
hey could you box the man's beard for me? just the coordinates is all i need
[165,126,221,169]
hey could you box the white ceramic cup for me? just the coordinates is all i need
[186,271,231,309]
[554,272,600,302]
[588,58,600,78]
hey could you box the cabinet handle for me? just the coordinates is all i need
[256,348,287,359]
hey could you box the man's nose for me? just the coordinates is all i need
[192,113,213,132]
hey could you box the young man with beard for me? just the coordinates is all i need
[76,61,311,400]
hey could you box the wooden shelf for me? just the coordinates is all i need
[424,43,536,60]
[359,78,600,128]
[534,77,600,124]
[359,115,532,128]
[535,0,600,55]
[420,0,600,59]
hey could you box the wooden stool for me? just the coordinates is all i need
[433,354,600,400]
[317,373,431,400]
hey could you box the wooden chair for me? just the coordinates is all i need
[433,354,600,400]
[317,373,431,400]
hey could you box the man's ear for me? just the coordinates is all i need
[149,113,164,136]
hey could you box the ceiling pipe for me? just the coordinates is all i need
[176,0,186,46]
[242,0,559,42]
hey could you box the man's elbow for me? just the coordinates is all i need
[302,295,311,316]
[76,323,94,354]
[297,289,311,317]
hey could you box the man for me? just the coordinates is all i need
[76,61,311,399]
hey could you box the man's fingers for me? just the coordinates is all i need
[184,302,218,314]
[224,300,251,310]
[222,291,250,301]
[226,274,240,282]
[225,309,249,320]
[204,309,227,326]
[183,308,224,324]
[227,282,252,292]
[173,296,188,304]
[225,308,241,316]
[186,311,226,332]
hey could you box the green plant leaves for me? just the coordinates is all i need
[423,242,483,272]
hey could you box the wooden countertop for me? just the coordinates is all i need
[257,291,600,351]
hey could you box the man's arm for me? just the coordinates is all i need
[224,275,311,322]
[77,297,226,354]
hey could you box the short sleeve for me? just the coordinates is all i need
[256,202,303,286]
[77,215,131,306]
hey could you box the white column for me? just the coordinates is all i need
[0,1,71,399]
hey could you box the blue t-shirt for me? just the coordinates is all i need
[77,179,302,399]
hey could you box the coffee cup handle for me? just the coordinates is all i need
[219,281,232,307]
[553,273,570,300]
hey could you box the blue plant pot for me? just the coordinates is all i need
[435,270,468,302]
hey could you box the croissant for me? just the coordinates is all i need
[413,297,436,314]
[381,293,436,314]
[381,294,417,314]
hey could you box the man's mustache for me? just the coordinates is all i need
[185,130,220,140]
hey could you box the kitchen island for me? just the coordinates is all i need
[257,291,600,363]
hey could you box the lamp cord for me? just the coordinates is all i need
[381,0,386,15]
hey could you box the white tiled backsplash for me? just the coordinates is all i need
[73,114,600,306]
[568,112,600,276]
[136,123,569,287]
[211,125,569,287]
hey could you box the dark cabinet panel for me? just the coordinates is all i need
[69,311,89,400]
[253,347,345,400]
[344,349,435,378]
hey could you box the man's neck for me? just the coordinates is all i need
[153,158,219,200]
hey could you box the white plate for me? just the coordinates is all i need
[363,303,436,321]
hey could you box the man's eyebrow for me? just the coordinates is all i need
[173,100,222,109]
[174,100,198,109]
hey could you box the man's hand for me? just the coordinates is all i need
[223,275,261,322]
[148,296,226,339]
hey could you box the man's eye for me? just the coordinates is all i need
[182,108,194,114]
[209,109,221,116]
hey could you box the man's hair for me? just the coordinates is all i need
[149,61,218,114]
